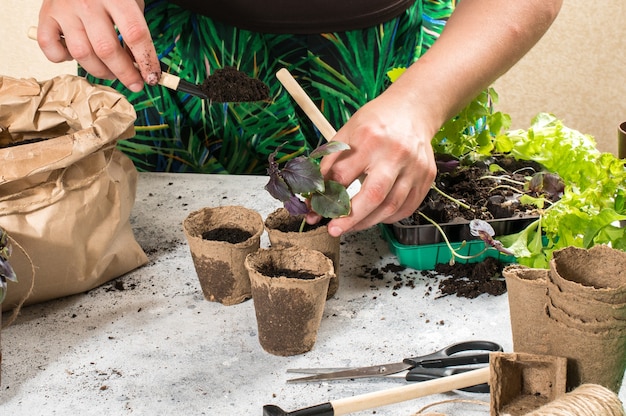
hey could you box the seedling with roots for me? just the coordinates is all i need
[265,141,351,231]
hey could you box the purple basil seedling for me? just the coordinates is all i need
[265,141,351,219]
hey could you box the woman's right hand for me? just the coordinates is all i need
[37,0,161,92]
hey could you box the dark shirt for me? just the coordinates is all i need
[169,0,416,33]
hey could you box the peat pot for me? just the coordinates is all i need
[264,208,340,298]
[183,205,264,306]
[245,246,334,356]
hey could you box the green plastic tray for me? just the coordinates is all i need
[379,224,517,270]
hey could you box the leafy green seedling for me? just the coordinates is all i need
[0,228,17,304]
[265,141,351,219]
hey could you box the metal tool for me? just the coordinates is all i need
[287,340,502,393]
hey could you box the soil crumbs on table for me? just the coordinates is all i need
[361,258,507,299]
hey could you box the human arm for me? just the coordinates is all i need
[311,0,563,237]
[37,0,160,92]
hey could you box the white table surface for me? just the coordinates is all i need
[2,172,624,415]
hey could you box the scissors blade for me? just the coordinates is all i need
[286,362,412,383]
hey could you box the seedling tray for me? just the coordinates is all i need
[391,216,537,246]
[379,224,517,270]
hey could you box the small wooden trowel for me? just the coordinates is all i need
[27,26,269,102]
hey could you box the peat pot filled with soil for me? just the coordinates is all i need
[183,205,264,306]
[264,207,340,299]
[245,246,334,356]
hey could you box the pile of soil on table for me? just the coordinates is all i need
[201,66,270,102]
[430,257,507,298]
[360,258,507,299]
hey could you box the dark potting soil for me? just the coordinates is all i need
[201,66,270,102]
[256,264,319,280]
[433,257,507,298]
[201,227,252,244]
[273,216,331,233]
[408,156,549,225]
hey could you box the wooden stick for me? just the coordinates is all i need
[331,366,489,415]
[276,68,337,140]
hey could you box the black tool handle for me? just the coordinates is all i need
[405,367,490,393]
[403,340,503,368]
[263,403,334,416]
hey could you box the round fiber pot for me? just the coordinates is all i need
[245,246,334,356]
[545,295,626,333]
[543,305,626,393]
[183,206,264,305]
[264,208,340,299]
[549,245,626,304]
[547,278,626,324]
[503,265,550,355]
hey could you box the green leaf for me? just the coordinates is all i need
[310,180,351,218]
[309,141,350,159]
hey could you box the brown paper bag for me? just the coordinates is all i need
[0,75,148,312]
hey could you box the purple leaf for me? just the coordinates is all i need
[284,195,310,215]
[0,258,16,282]
[281,157,325,194]
[469,219,514,256]
[529,172,565,201]
[265,174,293,202]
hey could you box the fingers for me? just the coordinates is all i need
[36,22,73,63]
[327,167,433,237]
[109,5,161,87]
[37,0,159,92]
[316,115,437,237]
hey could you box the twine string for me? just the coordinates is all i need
[523,384,625,416]
[409,384,624,416]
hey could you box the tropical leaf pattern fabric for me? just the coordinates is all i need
[82,0,456,174]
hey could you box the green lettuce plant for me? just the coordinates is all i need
[389,68,626,269]
[499,113,626,268]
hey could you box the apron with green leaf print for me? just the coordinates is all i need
[82,0,456,174]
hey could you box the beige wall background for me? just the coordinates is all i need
[1,0,624,155]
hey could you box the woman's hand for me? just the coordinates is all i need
[306,87,438,237]
[308,0,562,238]
[37,0,160,92]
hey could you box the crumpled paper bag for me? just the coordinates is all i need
[0,74,148,312]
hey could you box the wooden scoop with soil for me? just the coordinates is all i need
[160,63,270,102]
[27,26,269,102]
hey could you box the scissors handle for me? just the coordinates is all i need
[403,340,503,368]
[406,367,490,393]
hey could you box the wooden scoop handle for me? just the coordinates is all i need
[276,68,337,141]
[331,366,490,415]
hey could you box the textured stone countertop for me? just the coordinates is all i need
[2,173,624,415]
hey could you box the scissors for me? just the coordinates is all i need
[286,340,502,393]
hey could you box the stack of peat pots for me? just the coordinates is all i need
[546,245,626,392]
[504,245,626,393]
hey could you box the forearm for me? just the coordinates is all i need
[387,0,563,136]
